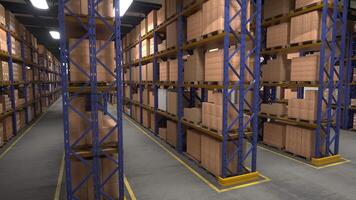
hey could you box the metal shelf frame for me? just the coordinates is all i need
[58,0,124,199]
[260,0,349,159]
[342,22,356,129]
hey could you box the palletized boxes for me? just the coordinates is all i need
[263,0,293,20]
[141,39,149,57]
[159,61,169,81]
[288,91,325,121]
[0,123,3,147]
[263,122,286,149]
[142,65,147,81]
[351,99,356,106]
[65,0,113,17]
[3,116,13,141]
[5,10,16,33]
[183,107,202,124]
[290,11,324,44]
[201,135,246,177]
[266,22,290,48]
[157,5,165,26]
[169,59,178,81]
[184,48,204,82]
[147,10,157,33]
[0,29,7,52]
[285,125,320,159]
[260,103,287,116]
[353,114,356,130]
[146,63,153,81]
[166,21,177,49]
[291,54,326,82]
[0,95,11,111]
[158,88,167,111]
[0,4,5,26]
[186,129,201,161]
[295,0,331,9]
[202,0,245,36]
[167,120,177,147]
[262,55,291,82]
[159,127,167,140]
[69,39,115,82]
[0,61,9,81]
[167,91,177,115]
[142,109,151,128]
[71,156,118,199]
[187,10,203,42]
[165,0,177,19]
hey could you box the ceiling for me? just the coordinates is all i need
[0,0,161,58]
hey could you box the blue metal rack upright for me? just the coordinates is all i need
[221,0,262,177]
[58,0,124,199]
[343,21,356,130]
[260,0,349,164]
[6,27,17,135]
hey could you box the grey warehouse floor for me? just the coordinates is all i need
[0,100,355,200]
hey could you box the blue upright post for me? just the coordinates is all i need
[87,0,101,198]
[21,38,29,124]
[297,87,304,99]
[153,30,159,134]
[139,34,143,124]
[6,30,17,135]
[58,0,72,199]
[114,1,125,198]
[343,26,353,129]
[176,1,184,153]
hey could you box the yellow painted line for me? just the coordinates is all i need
[125,176,137,200]
[124,115,270,193]
[0,101,54,160]
[54,155,65,200]
[258,145,351,169]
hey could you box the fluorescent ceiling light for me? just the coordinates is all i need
[30,0,49,10]
[49,31,60,40]
[114,0,133,17]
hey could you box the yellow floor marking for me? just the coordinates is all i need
[54,155,65,200]
[124,116,270,193]
[258,145,351,169]
[125,176,137,200]
[0,100,56,160]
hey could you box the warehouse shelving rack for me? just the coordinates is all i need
[342,21,356,130]
[260,0,349,165]
[123,0,264,184]
[58,0,124,199]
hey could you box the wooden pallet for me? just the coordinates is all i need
[260,112,287,118]
[287,117,316,124]
[182,118,200,126]
[261,142,285,151]
[289,40,321,47]
[294,2,323,12]
[264,13,289,23]
[202,30,224,39]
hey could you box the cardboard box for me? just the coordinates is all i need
[202,0,246,35]
[142,109,151,128]
[169,59,178,81]
[267,22,290,48]
[0,4,5,26]
[146,63,153,81]
[262,55,291,82]
[291,55,321,82]
[159,127,167,140]
[263,122,286,149]
[159,61,169,81]
[141,18,147,37]
[167,91,177,115]
[263,0,293,20]
[166,21,177,49]
[183,107,202,123]
[0,29,7,52]
[3,116,13,141]
[295,0,331,9]
[187,10,203,41]
[147,10,157,32]
[165,0,177,19]
[285,125,319,159]
[290,11,322,44]
[184,48,204,82]
[158,89,167,111]
[201,135,245,176]
[261,103,287,116]
[186,129,201,161]
[157,5,165,26]
[167,120,177,147]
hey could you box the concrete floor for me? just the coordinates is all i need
[0,100,63,200]
[123,116,356,200]
[0,100,355,200]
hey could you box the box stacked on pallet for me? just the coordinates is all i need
[263,122,286,149]
[260,103,287,117]
[0,123,3,147]
[0,94,11,112]
[186,10,203,42]
[263,0,293,20]
[288,91,325,121]
[184,48,204,82]
[0,61,9,81]
[353,114,356,130]
[165,0,177,19]
[262,55,291,82]
[159,61,169,81]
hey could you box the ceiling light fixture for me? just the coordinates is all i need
[29,0,49,10]
[49,31,60,40]
[113,0,133,17]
